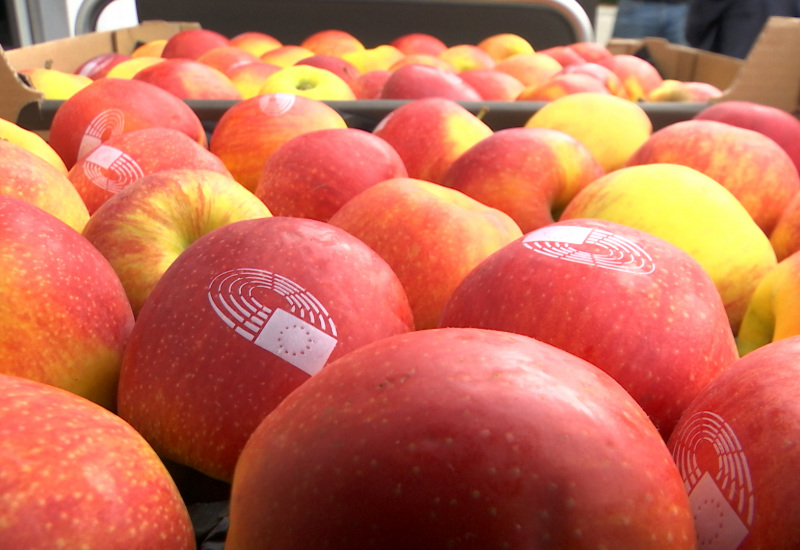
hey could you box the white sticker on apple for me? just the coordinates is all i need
[77,108,126,161]
[258,93,296,117]
[671,410,754,549]
[82,144,145,193]
[207,268,338,376]
[522,225,656,274]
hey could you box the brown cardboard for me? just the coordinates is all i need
[0,20,199,124]
[608,16,800,115]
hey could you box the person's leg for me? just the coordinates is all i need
[612,0,664,38]
[663,2,690,44]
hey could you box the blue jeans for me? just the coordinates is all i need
[612,0,689,45]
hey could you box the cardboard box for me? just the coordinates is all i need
[0,20,199,124]
[608,16,800,116]
[1,16,798,132]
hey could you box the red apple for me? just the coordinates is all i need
[160,27,231,60]
[229,31,282,57]
[0,138,89,232]
[68,126,232,214]
[694,99,800,176]
[254,127,407,221]
[348,69,392,99]
[626,119,800,237]
[437,43,496,72]
[770,192,800,260]
[196,45,260,75]
[371,97,493,184]
[457,68,525,100]
[132,58,242,100]
[390,32,448,56]
[295,54,361,83]
[300,29,364,57]
[568,41,613,63]
[74,51,131,79]
[0,195,134,410]
[668,336,800,548]
[209,93,348,192]
[493,51,563,88]
[440,218,739,439]
[379,63,483,101]
[328,177,522,329]
[117,216,414,481]
[559,61,628,98]
[538,45,586,67]
[82,168,272,316]
[517,72,612,101]
[0,374,194,549]
[439,126,605,233]
[388,53,456,72]
[226,327,697,549]
[597,53,663,101]
[48,77,207,169]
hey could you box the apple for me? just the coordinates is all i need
[439,126,604,233]
[254,127,407,222]
[0,116,67,173]
[625,119,800,237]
[0,195,134,409]
[437,43,496,72]
[82,168,272,316]
[390,32,447,56]
[567,41,613,63]
[517,72,612,101]
[295,54,361,83]
[196,45,260,75]
[209,92,348,192]
[258,64,357,100]
[558,61,628,98]
[493,51,563,88]
[597,53,664,101]
[388,53,456,72]
[103,55,165,79]
[525,91,652,172]
[131,57,242,100]
[74,51,131,79]
[48,77,207,169]
[537,45,587,67]
[440,218,738,438]
[647,80,723,102]
[476,32,534,61]
[18,67,92,100]
[371,97,493,184]
[229,30,282,57]
[348,69,392,99]
[0,374,194,549]
[117,216,414,481]
[160,27,231,60]
[226,327,697,549]
[379,63,483,101]
[341,44,405,73]
[130,38,167,58]
[300,28,364,57]
[559,163,778,333]
[668,335,800,548]
[736,250,800,355]
[259,44,315,67]
[328,177,522,329]
[770,192,800,260]
[457,68,525,100]
[0,139,89,232]
[68,126,232,214]
[693,99,800,176]
[226,60,282,99]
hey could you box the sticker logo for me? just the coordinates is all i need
[82,144,145,193]
[671,410,754,549]
[207,268,338,376]
[258,93,296,117]
[77,108,126,160]
[523,225,655,274]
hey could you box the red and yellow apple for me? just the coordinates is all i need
[257,64,357,100]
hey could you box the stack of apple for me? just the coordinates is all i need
[21,26,722,104]
[4,37,800,546]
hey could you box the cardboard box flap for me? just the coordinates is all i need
[0,20,200,124]
[719,16,800,114]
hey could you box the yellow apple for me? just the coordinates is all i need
[258,64,356,100]
[477,32,535,61]
[19,67,92,100]
[560,163,777,333]
[0,117,67,174]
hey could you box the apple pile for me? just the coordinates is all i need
[3,38,800,547]
[19,26,724,104]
